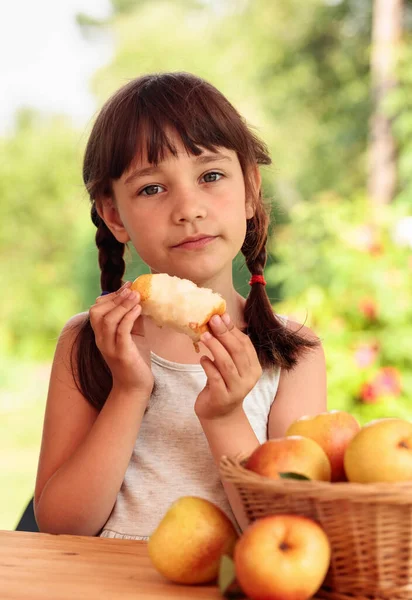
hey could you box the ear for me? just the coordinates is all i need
[96,197,130,244]
[245,165,261,219]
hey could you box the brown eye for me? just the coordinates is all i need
[140,184,165,196]
[202,172,223,183]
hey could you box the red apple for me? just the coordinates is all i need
[235,514,331,600]
[286,410,360,482]
[245,436,331,482]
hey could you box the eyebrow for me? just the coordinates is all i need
[124,152,233,185]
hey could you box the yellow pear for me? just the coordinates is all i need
[148,496,238,584]
[344,418,412,483]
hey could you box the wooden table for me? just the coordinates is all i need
[0,530,223,599]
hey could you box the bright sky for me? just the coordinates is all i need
[0,0,113,135]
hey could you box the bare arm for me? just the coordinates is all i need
[199,409,260,532]
[34,315,149,536]
[35,286,153,536]
[268,322,327,438]
[199,320,327,533]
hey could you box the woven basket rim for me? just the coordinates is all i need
[220,453,412,503]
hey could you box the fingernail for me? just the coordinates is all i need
[221,313,231,326]
[117,281,131,293]
[120,287,131,297]
[211,315,221,326]
[201,331,212,341]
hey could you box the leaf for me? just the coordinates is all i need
[279,472,311,481]
[218,555,247,599]
[219,555,236,595]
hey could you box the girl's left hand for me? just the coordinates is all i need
[195,313,263,421]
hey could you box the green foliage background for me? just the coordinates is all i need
[1,0,412,529]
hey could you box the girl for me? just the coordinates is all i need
[34,72,327,539]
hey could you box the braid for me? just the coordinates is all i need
[91,203,126,292]
[242,207,319,370]
[72,203,126,410]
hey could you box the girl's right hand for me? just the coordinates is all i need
[89,281,154,398]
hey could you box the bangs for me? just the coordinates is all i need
[122,109,221,175]
[84,72,270,198]
[107,73,264,181]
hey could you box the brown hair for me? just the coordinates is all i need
[73,72,318,410]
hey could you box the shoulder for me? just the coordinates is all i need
[268,317,327,437]
[62,311,90,331]
[283,316,325,365]
[274,313,321,347]
[54,311,90,360]
[59,311,89,339]
[283,317,320,344]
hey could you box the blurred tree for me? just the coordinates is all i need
[111,0,143,13]
[386,41,412,208]
[368,0,404,205]
[109,0,203,11]
[0,110,91,358]
[269,193,412,422]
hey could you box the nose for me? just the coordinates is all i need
[171,185,207,224]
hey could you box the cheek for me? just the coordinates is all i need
[220,192,249,229]
[124,219,155,260]
[131,230,158,258]
[123,207,162,242]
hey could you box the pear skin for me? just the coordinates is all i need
[344,418,412,483]
[148,496,238,584]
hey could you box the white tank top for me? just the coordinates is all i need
[100,350,282,540]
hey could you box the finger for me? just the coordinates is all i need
[207,314,252,376]
[100,291,141,330]
[91,287,137,321]
[90,288,132,342]
[131,308,146,337]
[91,291,140,351]
[200,356,228,395]
[218,313,261,369]
[95,281,131,303]
[200,331,240,390]
[116,303,143,352]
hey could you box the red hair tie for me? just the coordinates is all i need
[249,274,267,286]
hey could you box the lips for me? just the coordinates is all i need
[173,235,217,250]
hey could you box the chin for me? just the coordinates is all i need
[166,259,228,286]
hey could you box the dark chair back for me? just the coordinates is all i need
[15,497,39,532]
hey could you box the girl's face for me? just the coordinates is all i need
[101,131,258,286]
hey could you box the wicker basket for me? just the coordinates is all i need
[220,454,412,600]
